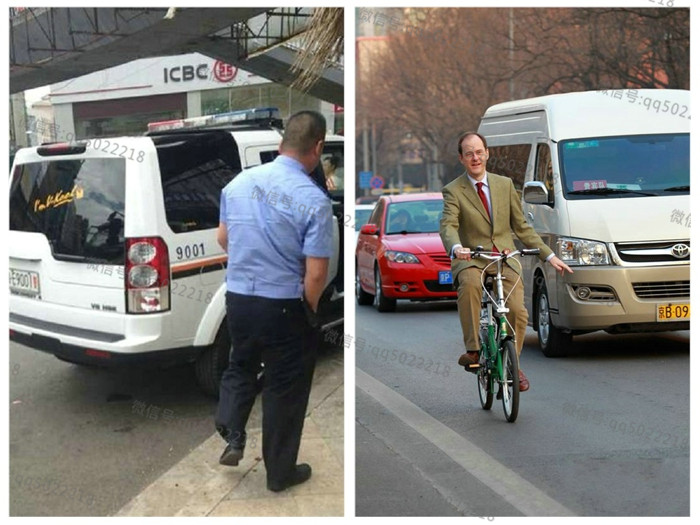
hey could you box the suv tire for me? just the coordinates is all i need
[195,324,231,398]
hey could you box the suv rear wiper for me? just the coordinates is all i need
[568,188,657,196]
[663,185,690,192]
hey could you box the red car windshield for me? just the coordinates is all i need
[385,200,443,234]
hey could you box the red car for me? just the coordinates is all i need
[355,193,457,311]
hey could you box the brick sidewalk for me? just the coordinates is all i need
[115,351,344,517]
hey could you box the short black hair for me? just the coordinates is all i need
[325,155,339,169]
[457,131,488,155]
[281,110,327,154]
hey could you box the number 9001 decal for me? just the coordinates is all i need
[175,243,206,260]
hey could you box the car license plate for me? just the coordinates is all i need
[9,268,40,297]
[656,303,690,322]
[438,270,453,285]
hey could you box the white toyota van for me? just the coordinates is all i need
[477,89,689,356]
[9,108,344,395]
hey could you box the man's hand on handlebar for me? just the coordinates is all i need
[455,247,472,261]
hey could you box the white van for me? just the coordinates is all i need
[9,108,344,395]
[477,89,690,356]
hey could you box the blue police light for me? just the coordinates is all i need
[211,107,280,124]
[148,107,281,133]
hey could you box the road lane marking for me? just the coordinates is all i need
[356,368,576,517]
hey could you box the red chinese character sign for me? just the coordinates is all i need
[213,61,237,83]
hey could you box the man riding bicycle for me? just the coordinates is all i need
[439,132,573,391]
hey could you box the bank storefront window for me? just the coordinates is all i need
[75,111,185,139]
[201,84,320,118]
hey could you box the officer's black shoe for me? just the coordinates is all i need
[267,463,312,492]
[219,443,244,466]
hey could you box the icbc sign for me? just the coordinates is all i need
[163,61,238,84]
[213,60,237,83]
[163,64,208,83]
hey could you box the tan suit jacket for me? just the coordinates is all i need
[439,171,553,279]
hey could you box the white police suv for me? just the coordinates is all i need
[9,107,344,396]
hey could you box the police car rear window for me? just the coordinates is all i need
[10,158,126,264]
[153,132,242,233]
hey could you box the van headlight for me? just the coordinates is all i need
[557,237,610,265]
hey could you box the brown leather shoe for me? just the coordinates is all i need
[458,351,479,367]
[519,369,530,392]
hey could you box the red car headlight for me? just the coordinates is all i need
[385,250,420,264]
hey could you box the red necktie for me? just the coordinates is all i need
[475,182,491,219]
[476,182,498,255]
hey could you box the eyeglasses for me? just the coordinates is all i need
[462,150,486,159]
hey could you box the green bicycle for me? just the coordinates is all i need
[468,246,540,423]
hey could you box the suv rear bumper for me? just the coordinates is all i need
[9,326,201,367]
[9,306,202,366]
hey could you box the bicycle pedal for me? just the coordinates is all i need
[465,363,481,374]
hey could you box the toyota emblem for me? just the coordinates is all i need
[671,243,690,259]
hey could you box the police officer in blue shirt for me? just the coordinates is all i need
[214,110,334,492]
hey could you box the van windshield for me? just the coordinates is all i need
[559,133,689,199]
[9,158,126,264]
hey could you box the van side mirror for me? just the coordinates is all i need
[360,224,379,235]
[523,181,552,206]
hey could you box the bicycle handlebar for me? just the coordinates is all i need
[471,246,540,260]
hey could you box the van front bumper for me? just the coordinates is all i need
[549,264,689,333]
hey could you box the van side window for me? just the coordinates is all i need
[535,144,555,196]
[486,144,530,191]
[154,132,242,234]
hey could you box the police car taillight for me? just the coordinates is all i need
[125,237,170,314]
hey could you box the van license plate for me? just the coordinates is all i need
[438,271,453,285]
[9,269,40,297]
[657,303,690,322]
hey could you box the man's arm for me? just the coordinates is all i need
[304,257,329,312]
[440,186,462,256]
[217,222,228,252]
[508,181,572,276]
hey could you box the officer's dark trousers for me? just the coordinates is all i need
[215,292,318,486]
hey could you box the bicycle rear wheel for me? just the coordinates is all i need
[501,340,520,422]
[477,365,493,410]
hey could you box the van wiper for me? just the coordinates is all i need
[663,185,690,192]
[568,188,657,196]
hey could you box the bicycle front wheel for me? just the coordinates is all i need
[501,340,520,423]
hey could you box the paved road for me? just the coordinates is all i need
[355,299,689,517]
[9,338,341,516]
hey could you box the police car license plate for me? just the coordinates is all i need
[656,303,690,322]
[438,271,453,285]
[9,269,40,297]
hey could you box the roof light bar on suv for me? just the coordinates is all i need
[147,107,282,133]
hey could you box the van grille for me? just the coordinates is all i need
[615,241,690,264]
[632,281,690,299]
